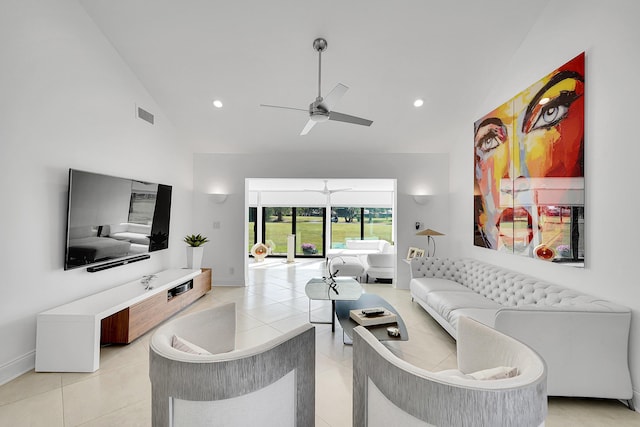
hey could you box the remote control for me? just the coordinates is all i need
[361,308,385,317]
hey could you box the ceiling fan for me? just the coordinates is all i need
[304,180,352,195]
[260,38,373,135]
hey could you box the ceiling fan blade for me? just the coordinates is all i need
[318,83,348,111]
[300,119,317,135]
[328,111,373,127]
[329,188,352,193]
[260,104,308,112]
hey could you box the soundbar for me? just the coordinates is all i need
[86,254,151,272]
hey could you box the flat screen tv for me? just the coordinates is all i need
[64,169,172,271]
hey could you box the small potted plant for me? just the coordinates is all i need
[301,242,317,255]
[184,234,209,269]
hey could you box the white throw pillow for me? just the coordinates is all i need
[434,369,475,380]
[468,366,518,380]
[171,334,211,355]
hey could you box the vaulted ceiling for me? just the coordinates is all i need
[80,0,548,154]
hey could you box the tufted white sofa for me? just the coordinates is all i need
[409,257,633,404]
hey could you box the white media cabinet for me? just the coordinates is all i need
[35,268,211,373]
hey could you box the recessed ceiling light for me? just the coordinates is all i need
[413,99,424,107]
[213,100,223,108]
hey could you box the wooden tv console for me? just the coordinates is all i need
[35,268,211,373]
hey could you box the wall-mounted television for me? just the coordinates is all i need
[64,169,172,271]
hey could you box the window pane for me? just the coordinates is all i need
[364,208,392,242]
[264,207,292,256]
[296,208,324,256]
[331,207,361,248]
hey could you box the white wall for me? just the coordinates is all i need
[0,0,193,383]
[449,0,640,406]
[192,153,449,287]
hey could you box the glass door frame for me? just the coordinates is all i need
[261,207,326,258]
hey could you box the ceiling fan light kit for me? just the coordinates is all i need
[260,38,373,135]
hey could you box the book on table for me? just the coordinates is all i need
[349,307,397,326]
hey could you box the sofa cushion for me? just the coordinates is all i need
[410,278,474,305]
[426,291,501,325]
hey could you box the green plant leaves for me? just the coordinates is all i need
[184,233,209,247]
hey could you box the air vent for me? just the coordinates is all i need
[137,106,154,124]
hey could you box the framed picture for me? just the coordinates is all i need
[473,52,584,267]
[406,247,421,260]
[415,248,425,258]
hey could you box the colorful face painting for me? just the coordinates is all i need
[473,53,585,266]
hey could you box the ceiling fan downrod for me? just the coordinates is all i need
[313,38,327,101]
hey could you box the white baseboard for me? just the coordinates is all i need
[0,350,35,386]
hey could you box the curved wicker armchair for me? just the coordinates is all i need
[353,316,547,427]
[149,302,315,426]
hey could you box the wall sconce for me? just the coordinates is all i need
[412,195,430,205]
[209,193,228,204]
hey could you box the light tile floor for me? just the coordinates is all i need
[1,259,638,426]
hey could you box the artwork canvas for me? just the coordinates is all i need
[473,53,585,266]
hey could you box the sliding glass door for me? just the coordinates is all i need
[364,208,393,242]
[331,207,393,248]
[264,207,292,256]
[295,208,324,256]
[261,207,325,257]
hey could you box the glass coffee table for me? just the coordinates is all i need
[335,293,408,344]
[305,277,363,332]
